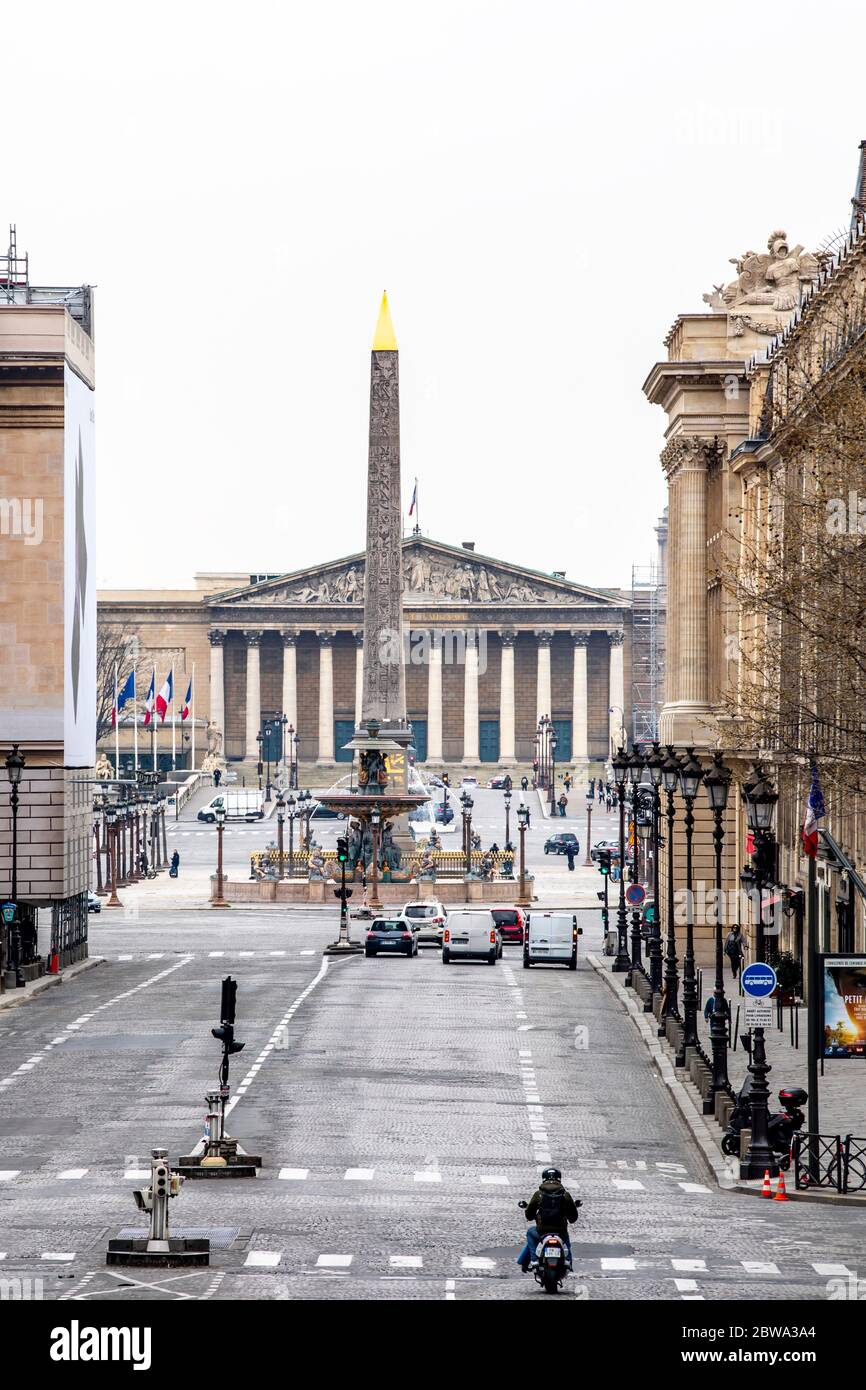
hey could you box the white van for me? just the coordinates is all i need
[523,911,581,970]
[442,909,499,965]
[197,790,264,823]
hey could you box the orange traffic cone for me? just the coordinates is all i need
[773,1171,789,1201]
[760,1169,772,1197]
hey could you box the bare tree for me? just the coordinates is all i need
[95,621,135,742]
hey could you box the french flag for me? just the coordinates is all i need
[408,479,417,516]
[111,670,135,727]
[142,669,156,726]
[156,669,173,723]
[801,763,826,859]
[181,677,192,721]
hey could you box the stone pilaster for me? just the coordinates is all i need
[608,630,625,753]
[317,632,336,765]
[658,437,714,745]
[498,631,517,765]
[462,630,480,764]
[426,631,444,764]
[280,630,298,733]
[535,630,553,724]
[208,629,226,747]
[570,630,589,766]
[243,631,262,761]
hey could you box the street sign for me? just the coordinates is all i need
[741,962,778,998]
[1,902,15,924]
[744,1000,774,1030]
[625,883,646,907]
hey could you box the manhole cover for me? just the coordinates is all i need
[116,1227,239,1249]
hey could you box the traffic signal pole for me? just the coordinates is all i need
[177,976,262,1178]
[325,833,363,955]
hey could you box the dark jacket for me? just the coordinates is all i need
[525,1180,579,1236]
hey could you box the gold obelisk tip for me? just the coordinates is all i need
[372,291,397,351]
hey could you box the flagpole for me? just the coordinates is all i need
[151,664,157,774]
[114,663,119,775]
[171,670,176,772]
[191,663,196,771]
[806,831,820,1175]
[133,666,139,774]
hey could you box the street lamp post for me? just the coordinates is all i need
[704,752,733,1104]
[626,747,646,981]
[256,730,263,794]
[212,804,229,907]
[93,811,104,895]
[276,792,285,879]
[105,803,122,908]
[504,789,512,850]
[286,793,297,879]
[549,733,558,815]
[517,801,530,907]
[645,744,664,995]
[660,746,681,1028]
[742,766,778,965]
[369,804,382,912]
[611,747,631,972]
[740,764,781,1177]
[676,747,703,1065]
[584,793,593,866]
[5,745,26,986]
[461,793,474,875]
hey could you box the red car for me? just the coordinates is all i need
[491,907,526,944]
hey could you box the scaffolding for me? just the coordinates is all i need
[0,225,94,337]
[631,562,665,744]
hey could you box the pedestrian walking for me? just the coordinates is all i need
[521,775,529,792]
[566,843,576,872]
[213,767,222,788]
[724,923,745,979]
[558,793,568,818]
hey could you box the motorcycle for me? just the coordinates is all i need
[720,1078,807,1168]
[517,1201,571,1295]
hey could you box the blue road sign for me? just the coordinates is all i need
[741,962,777,998]
[625,883,646,907]
[1,901,15,924]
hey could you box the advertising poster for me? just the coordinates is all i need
[63,365,96,766]
[822,954,866,1058]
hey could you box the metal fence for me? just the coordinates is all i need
[50,891,89,970]
[793,1132,866,1193]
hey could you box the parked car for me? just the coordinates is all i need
[434,802,455,824]
[491,907,525,944]
[400,901,448,946]
[543,832,580,855]
[364,918,419,958]
[590,839,620,863]
[87,890,102,913]
[442,909,499,965]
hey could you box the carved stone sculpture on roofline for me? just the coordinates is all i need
[702,230,823,321]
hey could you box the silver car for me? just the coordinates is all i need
[400,901,448,946]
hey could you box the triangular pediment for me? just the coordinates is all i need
[210,538,624,608]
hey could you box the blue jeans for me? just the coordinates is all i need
[517,1226,572,1269]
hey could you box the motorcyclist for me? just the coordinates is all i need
[517,1167,581,1272]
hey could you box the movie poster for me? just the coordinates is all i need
[823,955,866,1058]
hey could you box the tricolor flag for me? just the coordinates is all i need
[156,669,173,723]
[181,677,192,721]
[801,763,826,859]
[111,670,135,727]
[142,669,156,726]
[408,479,417,516]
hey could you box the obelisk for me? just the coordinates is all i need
[360,292,408,736]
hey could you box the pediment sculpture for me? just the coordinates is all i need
[703,231,824,319]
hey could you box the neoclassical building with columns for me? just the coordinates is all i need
[98,537,631,772]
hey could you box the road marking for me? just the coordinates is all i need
[124,1169,150,1180]
[672,1259,706,1271]
[317,1254,353,1268]
[461,1256,495,1270]
[42,1253,76,1262]
[0,1172,20,1182]
[300,949,315,956]
[480,1175,509,1185]
[444,1278,456,1301]
[390,1255,423,1268]
[741,1261,780,1275]
[146,954,164,960]
[57,1169,88,1180]
[344,1168,375,1181]
[601,1258,636,1271]
[117,954,133,961]
[613,1179,645,1191]
[812,1262,852,1276]
[245,1251,281,1267]
[208,951,225,958]
[678,1182,711,1194]
[674,1278,699,1292]
[414,1171,442,1183]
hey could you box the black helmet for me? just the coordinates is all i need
[541,1167,561,1182]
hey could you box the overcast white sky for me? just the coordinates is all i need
[5,1,865,590]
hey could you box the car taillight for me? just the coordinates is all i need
[402,932,412,939]
[366,932,375,939]
[490,930,496,944]
[444,930,450,943]
[433,916,444,923]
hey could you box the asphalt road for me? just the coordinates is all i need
[0,903,860,1303]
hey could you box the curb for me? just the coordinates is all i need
[585,953,866,1207]
[0,955,105,1011]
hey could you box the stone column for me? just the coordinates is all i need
[353,631,364,728]
[570,631,589,767]
[244,631,262,761]
[535,630,553,724]
[280,630,298,733]
[608,630,625,754]
[426,631,444,764]
[462,630,480,764]
[498,631,517,765]
[208,629,226,747]
[677,441,709,707]
[317,632,335,765]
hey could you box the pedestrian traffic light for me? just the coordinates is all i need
[336,836,348,864]
[598,850,611,876]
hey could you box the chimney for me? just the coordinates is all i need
[462,541,475,551]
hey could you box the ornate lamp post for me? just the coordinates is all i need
[5,745,26,986]
[611,746,631,972]
[626,746,645,980]
[660,746,681,1027]
[256,730,263,793]
[644,743,664,994]
[276,792,285,879]
[704,751,733,1102]
[461,793,474,874]
[93,801,105,896]
[517,801,531,908]
[675,747,703,1065]
[286,793,297,879]
[212,803,229,907]
[549,732,558,815]
[105,803,122,908]
[742,765,778,964]
[503,789,512,850]
[369,803,382,912]
[584,791,593,866]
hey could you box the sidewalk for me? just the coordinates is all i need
[0,956,102,1011]
[589,950,866,1203]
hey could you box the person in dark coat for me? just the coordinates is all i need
[517,1168,581,1271]
[566,843,576,872]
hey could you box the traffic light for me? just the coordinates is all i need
[153,1160,169,1201]
[212,976,244,1055]
[598,849,611,876]
[336,836,348,864]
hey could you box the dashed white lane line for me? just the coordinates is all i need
[444,1278,456,1301]
[0,1172,20,1182]
[601,1257,636,1271]
[208,951,225,958]
[42,1253,75,1262]
[480,1175,509,1185]
[674,1278,699,1293]
[317,1254,353,1268]
[812,1262,852,1276]
[278,1168,309,1180]
[672,1258,706,1272]
[57,1169,89,1181]
[742,1261,780,1275]
[245,1251,281,1268]
[461,1256,495,1270]
[391,1255,423,1268]
[414,1171,442,1183]
[344,1168,375,1181]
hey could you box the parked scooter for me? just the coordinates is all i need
[720,1077,807,1168]
[517,1201,571,1295]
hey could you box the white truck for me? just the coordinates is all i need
[197,789,264,823]
[523,911,581,970]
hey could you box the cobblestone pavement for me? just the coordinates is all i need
[1,904,863,1302]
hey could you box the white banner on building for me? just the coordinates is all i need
[63,366,96,766]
